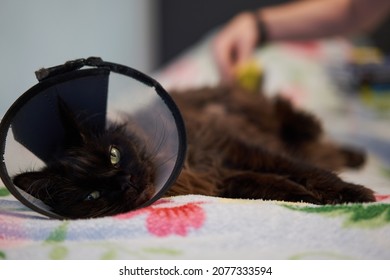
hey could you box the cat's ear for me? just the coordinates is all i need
[57,97,86,147]
[13,172,54,202]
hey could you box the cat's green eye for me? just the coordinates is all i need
[85,191,100,201]
[109,145,121,167]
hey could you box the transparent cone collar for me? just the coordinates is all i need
[0,57,186,219]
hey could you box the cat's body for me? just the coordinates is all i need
[14,85,375,218]
[168,86,373,203]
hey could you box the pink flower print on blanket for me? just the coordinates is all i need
[0,214,25,250]
[375,194,390,202]
[115,199,206,237]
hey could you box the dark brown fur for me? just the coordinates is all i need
[167,86,374,204]
[13,85,375,219]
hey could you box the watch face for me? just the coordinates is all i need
[0,59,186,219]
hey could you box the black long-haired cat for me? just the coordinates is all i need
[13,85,375,218]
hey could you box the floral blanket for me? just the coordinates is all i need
[1,37,390,259]
[1,191,390,260]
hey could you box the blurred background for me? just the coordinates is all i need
[0,0,157,115]
[1,0,389,115]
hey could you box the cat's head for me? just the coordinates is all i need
[13,98,156,218]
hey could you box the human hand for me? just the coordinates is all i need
[213,12,260,82]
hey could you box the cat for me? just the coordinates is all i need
[13,85,375,218]
[13,98,156,218]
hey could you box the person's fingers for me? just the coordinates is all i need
[236,15,259,65]
[213,31,236,82]
[213,12,259,83]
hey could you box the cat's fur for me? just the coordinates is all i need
[13,85,375,218]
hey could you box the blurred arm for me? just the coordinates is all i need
[259,0,390,42]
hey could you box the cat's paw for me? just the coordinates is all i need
[339,146,366,169]
[325,182,375,204]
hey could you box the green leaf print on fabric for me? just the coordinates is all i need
[49,245,68,260]
[142,247,182,256]
[98,245,182,259]
[44,222,69,259]
[45,222,69,243]
[0,187,10,197]
[289,251,354,260]
[381,166,390,179]
[0,251,6,259]
[101,249,117,260]
[285,203,390,228]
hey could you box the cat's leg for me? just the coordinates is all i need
[274,97,322,145]
[221,172,322,204]
[223,139,375,204]
[293,142,367,171]
[338,145,366,168]
[274,97,367,170]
